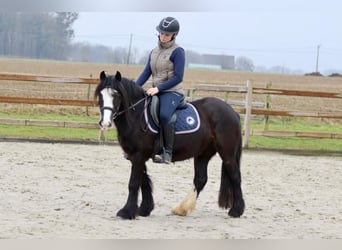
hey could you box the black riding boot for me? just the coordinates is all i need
[154,121,175,164]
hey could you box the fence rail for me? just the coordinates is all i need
[253,87,342,98]
[0,96,97,106]
[0,73,98,84]
[0,118,98,128]
[250,130,342,139]
[1,72,341,147]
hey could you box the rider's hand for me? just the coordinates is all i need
[146,87,159,96]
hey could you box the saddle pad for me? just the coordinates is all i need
[144,103,200,134]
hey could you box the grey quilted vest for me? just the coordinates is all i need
[150,39,184,94]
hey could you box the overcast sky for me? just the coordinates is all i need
[68,1,342,73]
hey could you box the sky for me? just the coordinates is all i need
[69,1,342,74]
[3,0,341,73]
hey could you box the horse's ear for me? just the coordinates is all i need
[100,71,107,80]
[115,71,122,81]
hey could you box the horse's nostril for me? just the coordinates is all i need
[102,121,112,128]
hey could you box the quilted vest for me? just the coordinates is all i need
[149,39,184,94]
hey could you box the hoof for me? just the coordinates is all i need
[116,208,137,220]
[228,201,245,218]
[138,204,154,217]
[171,205,188,216]
[228,209,242,218]
[138,208,152,217]
[171,189,197,216]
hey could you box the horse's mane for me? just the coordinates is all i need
[119,77,146,101]
[115,77,147,126]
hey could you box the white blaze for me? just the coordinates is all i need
[100,88,114,127]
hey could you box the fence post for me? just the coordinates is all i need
[263,82,272,130]
[243,80,252,148]
[224,91,229,102]
[188,87,195,101]
[86,74,92,116]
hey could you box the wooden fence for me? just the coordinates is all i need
[187,81,342,146]
[1,72,342,147]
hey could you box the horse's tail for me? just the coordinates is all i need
[218,135,242,209]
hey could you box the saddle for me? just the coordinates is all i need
[146,95,200,134]
[149,95,184,127]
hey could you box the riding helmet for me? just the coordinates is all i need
[156,17,180,34]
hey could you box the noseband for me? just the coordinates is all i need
[101,104,120,120]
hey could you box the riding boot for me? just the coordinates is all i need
[162,121,175,164]
[153,121,175,164]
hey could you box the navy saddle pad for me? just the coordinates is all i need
[144,102,200,134]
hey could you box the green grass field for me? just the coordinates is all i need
[1,111,341,152]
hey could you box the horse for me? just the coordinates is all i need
[94,70,245,220]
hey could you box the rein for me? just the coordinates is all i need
[101,94,149,121]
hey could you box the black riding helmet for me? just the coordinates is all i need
[156,17,180,35]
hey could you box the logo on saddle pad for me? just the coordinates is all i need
[144,98,200,134]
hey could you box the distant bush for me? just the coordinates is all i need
[328,73,342,77]
[304,72,323,76]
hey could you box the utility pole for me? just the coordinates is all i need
[126,33,133,65]
[315,44,321,73]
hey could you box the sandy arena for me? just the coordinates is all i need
[0,141,341,239]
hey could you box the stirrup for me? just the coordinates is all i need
[153,154,163,163]
[153,153,171,164]
[163,152,172,164]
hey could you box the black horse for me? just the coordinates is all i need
[94,71,245,219]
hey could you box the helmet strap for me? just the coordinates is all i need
[171,33,177,40]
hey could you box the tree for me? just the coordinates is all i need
[51,12,79,59]
[137,50,150,65]
[269,65,291,74]
[69,42,134,65]
[0,12,78,60]
[235,56,254,72]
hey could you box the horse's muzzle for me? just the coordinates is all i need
[99,120,112,129]
[100,106,114,129]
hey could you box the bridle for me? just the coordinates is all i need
[99,87,149,128]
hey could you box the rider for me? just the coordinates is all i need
[136,16,185,164]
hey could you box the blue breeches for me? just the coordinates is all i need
[158,91,184,126]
